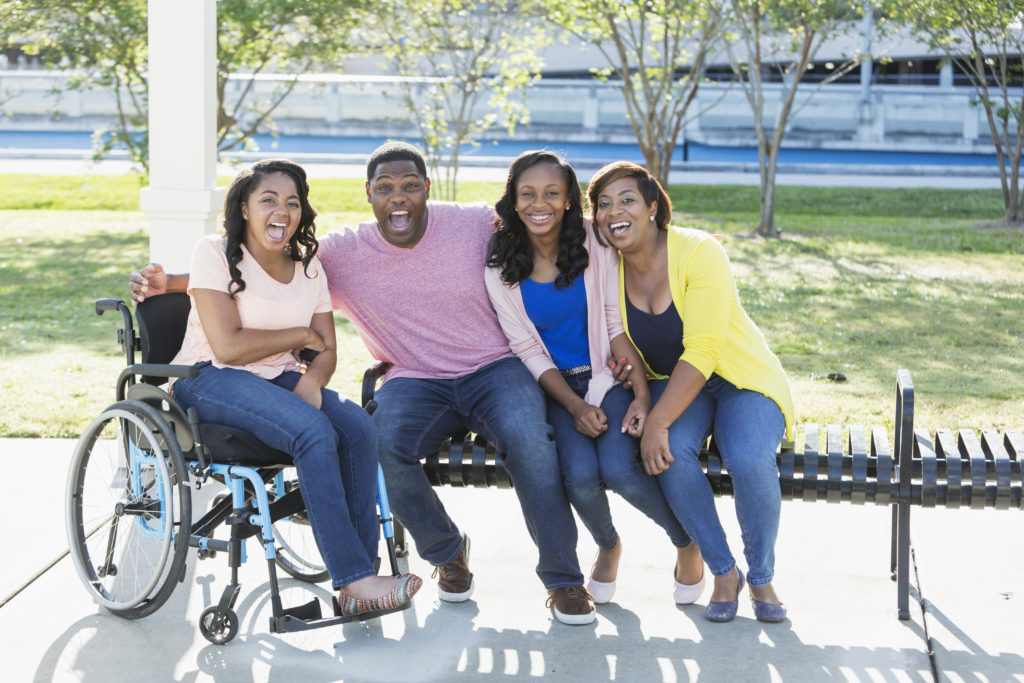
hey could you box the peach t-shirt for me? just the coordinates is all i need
[170,234,332,381]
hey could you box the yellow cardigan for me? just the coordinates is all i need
[618,226,795,439]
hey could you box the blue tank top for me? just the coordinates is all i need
[625,292,683,376]
[520,276,590,370]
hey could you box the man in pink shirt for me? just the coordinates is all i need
[130,142,595,625]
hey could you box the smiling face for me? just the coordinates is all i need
[241,172,302,257]
[594,175,658,253]
[365,160,431,248]
[515,161,569,241]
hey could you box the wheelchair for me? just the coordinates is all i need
[65,294,407,644]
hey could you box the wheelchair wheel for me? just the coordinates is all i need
[270,470,329,583]
[66,401,192,619]
[199,605,239,644]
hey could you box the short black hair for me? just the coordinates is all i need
[367,141,427,180]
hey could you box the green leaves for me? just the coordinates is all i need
[359,0,547,200]
[1,0,361,175]
[535,0,723,186]
[892,0,1024,222]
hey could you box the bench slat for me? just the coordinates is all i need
[779,437,796,500]
[958,430,988,510]
[849,425,868,505]
[802,424,820,503]
[872,426,893,506]
[935,428,961,509]
[981,430,1011,510]
[1006,431,1023,510]
[827,424,843,503]
[915,429,937,508]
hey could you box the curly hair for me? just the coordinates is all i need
[222,159,319,298]
[487,150,588,289]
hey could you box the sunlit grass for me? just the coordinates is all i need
[1,174,1022,437]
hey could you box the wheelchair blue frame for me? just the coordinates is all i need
[65,298,411,644]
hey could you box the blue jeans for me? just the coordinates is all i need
[651,374,785,586]
[547,373,691,550]
[374,357,583,589]
[173,362,380,589]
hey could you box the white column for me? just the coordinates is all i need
[139,0,225,272]
[939,60,953,89]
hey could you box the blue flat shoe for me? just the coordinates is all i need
[750,596,787,623]
[704,568,743,622]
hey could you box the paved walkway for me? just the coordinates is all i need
[0,153,1007,189]
[1,438,1021,682]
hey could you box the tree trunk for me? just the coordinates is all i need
[1005,187,1024,226]
[757,142,781,237]
[649,152,670,194]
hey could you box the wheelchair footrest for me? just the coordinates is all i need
[330,595,412,622]
[281,598,323,622]
[268,594,412,634]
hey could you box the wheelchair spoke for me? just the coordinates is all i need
[67,405,190,616]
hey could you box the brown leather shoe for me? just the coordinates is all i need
[431,534,474,602]
[546,586,596,625]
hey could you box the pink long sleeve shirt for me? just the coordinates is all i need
[484,226,624,407]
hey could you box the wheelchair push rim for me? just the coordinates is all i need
[66,403,191,616]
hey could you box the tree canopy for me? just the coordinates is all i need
[538,0,724,189]
[890,0,1024,225]
[1,0,362,173]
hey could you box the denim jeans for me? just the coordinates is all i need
[173,362,380,589]
[650,374,785,586]
[374,357,584,589]
[547,373,691,550]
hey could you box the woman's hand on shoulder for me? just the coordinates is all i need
[571,401,608,438]
[130,263,167,304]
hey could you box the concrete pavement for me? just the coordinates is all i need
[0,154,1008,189]
[1,437,1021,682]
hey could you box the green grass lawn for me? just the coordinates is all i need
[1,174,1022,438]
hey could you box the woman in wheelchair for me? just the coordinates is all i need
[168,159,422,615]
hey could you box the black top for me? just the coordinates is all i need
[625,292,684,377]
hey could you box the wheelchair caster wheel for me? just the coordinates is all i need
[199,606,239,644]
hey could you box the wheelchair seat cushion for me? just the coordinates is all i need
[197,423,294,467]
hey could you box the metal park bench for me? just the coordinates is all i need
[362,366,1022,621]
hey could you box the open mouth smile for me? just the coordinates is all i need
[267,222,288,240]
[389,210,411,231]
[609,221,630,238]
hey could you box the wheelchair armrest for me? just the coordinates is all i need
[361,362,392,409]
[130,363,200,380]
[117,364,200,399]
